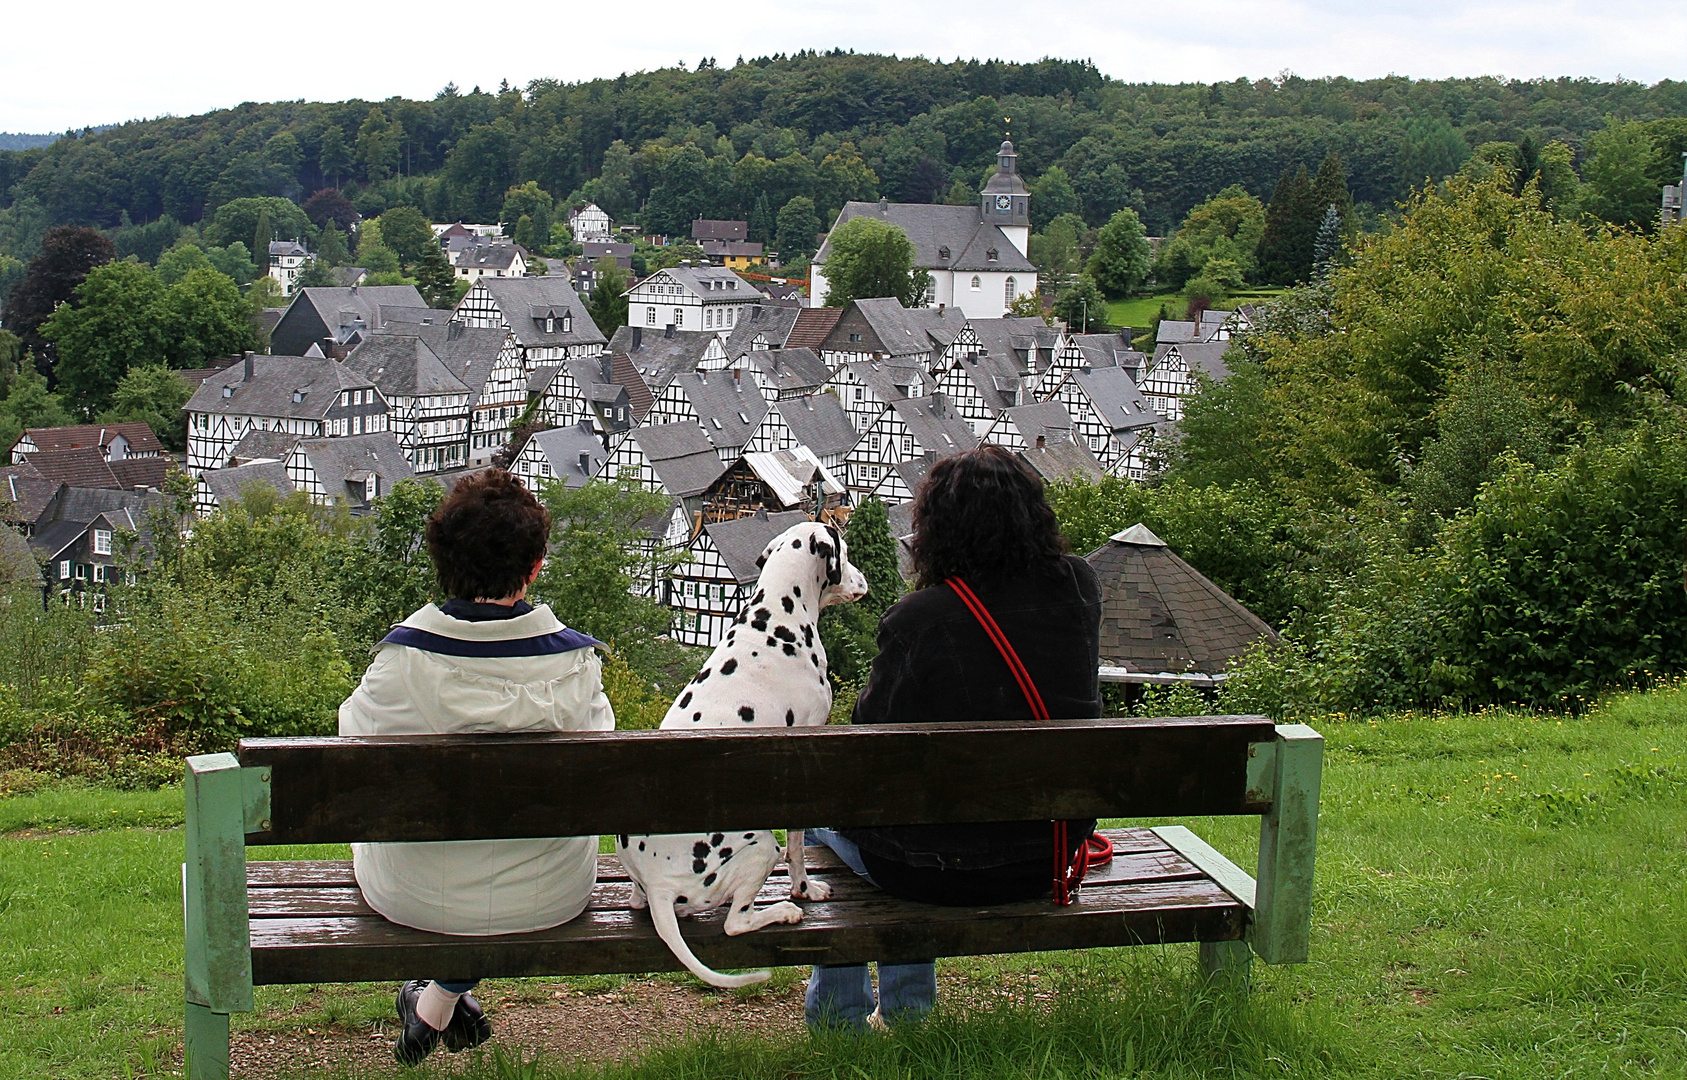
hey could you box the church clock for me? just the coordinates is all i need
[994,194,1012,211]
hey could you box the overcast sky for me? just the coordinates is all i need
[2,0,1680,134]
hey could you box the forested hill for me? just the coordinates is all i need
[2,52,1685,245]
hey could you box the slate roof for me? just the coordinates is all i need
[330,266,368,287]
[1073,366,1162,434]
[269,241,309,257]
[109,457,171,491]
[2,468,57,525]
[776,394,859,458]
[272,285,428,355]
[295,433,416,503]
[17,422,163,457]
[608,326,717,393]
[229,428,301,463]
[999,400,1079,444]
[848,359,930,403]
[738,448,846,507]
[203,461,294,507]
[185,356,378,421]
[1155,340,1234,382]
[668,371,768,450]
[819,201,1036,273]
[691,219,748,242]
[1067,331,1147,372]
[458,244,526,272]
[636,265,755,303]
[741,346,831,396]
[24,447,120,488]
[961,317,1059,373]
[831,298,964,358]
[29,519,87,559]
[1018,434,1105,483]
[892,395,979,457]
[704,509,811,583]
[409,323,511,408]
[472,277,607,349]
[524,421,609,489]
[345,334,472,399]
[1156,320,1202,345]
[1085,523,1278,675]
[784,307,842,350]
[722,303,801,356]
[633,422,727,498]
[700,240,764,260]
[177,356,241,389]
[581,240,634,260]
[950,349,1027,414]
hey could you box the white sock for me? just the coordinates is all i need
[416,982,464,1031]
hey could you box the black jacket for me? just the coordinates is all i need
[839,555,1102,901]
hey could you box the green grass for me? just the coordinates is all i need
[1107,289,1288,334]
[2,689,1684,1078]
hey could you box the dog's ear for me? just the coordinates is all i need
[822,523,843,586]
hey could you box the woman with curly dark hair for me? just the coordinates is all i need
[805,445,1103,1032]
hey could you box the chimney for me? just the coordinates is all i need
[631,326,642,349]
[578,452,592,475]
[931,391,947,417]
[134,485,150,495]
[665,324,675,339]
[879,197,888,212]
[752,306,763,320]
[1035,434,1046,449]
[937,303,945,316]
[242,352,255,382]
[600,354,613,382]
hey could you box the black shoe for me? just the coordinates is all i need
[441,991,493,1053]
[393,980,442,1066]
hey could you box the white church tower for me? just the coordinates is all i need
[981,140,1032,257]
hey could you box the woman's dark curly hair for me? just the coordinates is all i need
[909,445,1068,590]
[425,469,552,601]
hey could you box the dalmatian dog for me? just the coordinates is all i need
[615,521,869,987]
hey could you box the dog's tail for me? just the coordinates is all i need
[647,892,770,988]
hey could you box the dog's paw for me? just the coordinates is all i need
[769,901,803,925]
[792,877,832,902]
[629,884,648,910]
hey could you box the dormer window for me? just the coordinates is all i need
[938,246,950,261]
[222,386,233,398]
[292,390,305,403]
[562,313,572,332]
[546,317,554,333]
[987,249,999,262]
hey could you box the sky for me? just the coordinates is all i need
[2,0,1681,134]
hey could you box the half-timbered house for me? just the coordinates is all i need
[1051,331,1148,387]
[9,422,164,465]
[727,346,831,403]
[452,277,606,369]
[815,297,964,371]
[1046,364,1166,477]
[845,392,978,504]
[184,354,389,486]
[1141,339,1234,422]
[510,421,609,491]
[624,264,758,333]
[643,370,768,465]
[344,334,473,474]
[742,393,860,473]
[607,325,727,393]
[665,509,809,648]
[699,448,846,525]
[825,359,932,436]
[284,432,415,511]
[268,285,429,358]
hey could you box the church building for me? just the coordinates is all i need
[811,141,1037,320]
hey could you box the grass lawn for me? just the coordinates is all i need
[2,688,1683,1079]
[1107,290,1288,333]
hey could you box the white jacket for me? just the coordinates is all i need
[338,602,614,935]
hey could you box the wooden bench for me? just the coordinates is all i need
[181,716,1322,1078]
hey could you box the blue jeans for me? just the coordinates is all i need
[434,980,478,993]
[804,828,937,1030]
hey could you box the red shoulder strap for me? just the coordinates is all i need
[946,577,1049,720]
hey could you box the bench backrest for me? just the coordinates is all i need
[236,716,1278,845]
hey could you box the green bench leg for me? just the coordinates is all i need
[184,1002,230,1079]
[184,753,264,1080]
[1199,940,1252,987]
[1251,724,1324,965]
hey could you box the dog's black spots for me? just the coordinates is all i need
[739,706,755,723]
[792,538,802,548]
[803,625,814,646]
[783,642,797,656]
[694,668,711,683]
[677,895,688,905]
[703,872,717,887]
[638,841,645,851]
[775,625,796,642]
[766,636,778,647]
[735,611,747,624]
[679,691,692,708]
[693,841,711,859]
[739,904,750,912]
[785,708,795,726]
[692,712,701,723]
[750,608,771,631]
[692,858,707,873]
[744,832,756,839]
[751,650,758,656]
[780,595,794,613]
[810,653,820,667]
[720,657,738,675]
[719,847,733,859]
[755,551,767,569]
[797,880,809,895]
[752,589,764,605]
[711,833,724,847]
[618,834,629,848]
[792,585,801,597]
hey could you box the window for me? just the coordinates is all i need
[59,560,70,580]
[937,246,950,261]
[93,563,107,583]
[646,308,657,324]
[924,278,937,305]
[987,248,999,262]
[92,529,111,555]
[546,317,555,333]
[705,309,715,328]
[73,563,86,580]
[970,276,981,291]
[854,387,864,400]
[563,314,572,332]
[902,436,913,455]
[93,592,107,613]
[1005,277,1017,304]
[673,308,684,327]
[540,462,550,476]
[848,332,862,342]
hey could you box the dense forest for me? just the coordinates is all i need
[3,53,1686,261]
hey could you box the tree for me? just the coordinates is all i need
[586,257,630,337]
[1052,274,1107,332]
[357,107,402,182]
[205,242,258,287]
[1029,166,1081,229]
[1256,165,1318,285]
[502,181,554,251]
[252,209,272,275]
[302,188,358,231]
[0,367,72,454]
[156,242,212,285]
[377,206,436,266]
[202,197,313,250]
[748,191,775,244]
[775,195,821,261]
[5,226,115,370]
[315,223,350,267]
[317,126,352,188]
[41,260,169,414]
[1536,140,1584,218]
[579,140,635,220]
[413,248,456,308]
[1311,204,1343,276]
[99,365,194,450]
[1153,184,1266,288]
[1085,208,1151,297]
[1585,121,1658,228]
[817,497,902,685]
[820,217,929,308]
[1028,213,1086,294]
[333,478,447,649]
[1309,152,1352,224]
[295,260,336,290]
[160,266,255,366]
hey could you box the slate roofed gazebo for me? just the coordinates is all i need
[1085,523,1278,686]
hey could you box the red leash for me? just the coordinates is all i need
[946,578,1113,905]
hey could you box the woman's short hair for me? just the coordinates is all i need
[425,470,552,601]
[909,445,1067,590]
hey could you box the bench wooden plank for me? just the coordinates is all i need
[249,877,1243,983]
[238,718,1277,845]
